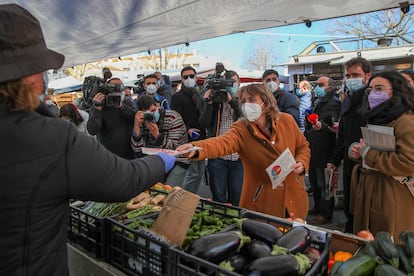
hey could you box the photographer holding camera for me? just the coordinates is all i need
[171,66,207,193]
[132,95,188,186]
[87,77,138,159]
[304,76,341,225]
[199,68,244,206]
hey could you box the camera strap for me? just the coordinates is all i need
[158,108,166,133]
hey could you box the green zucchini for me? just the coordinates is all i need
[399,230,414,267]
[359,241,385,265]
[336,254,376,276]
[329,261,343,275]
[374,264,406,276]
[375,231,399,268]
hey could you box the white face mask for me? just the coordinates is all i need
[183,78,196,88]
[45,100,53,106]
[267,81,279,93]
[146,84,157,95]
[241,102,262,122]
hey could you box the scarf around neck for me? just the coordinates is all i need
[364,95,409,125]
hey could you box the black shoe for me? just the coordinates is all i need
[308,208,319,215]
[309,215,332,225]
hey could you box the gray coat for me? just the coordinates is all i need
[0,104,165,275]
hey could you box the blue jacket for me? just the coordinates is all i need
[297,91,312,132]
[273,90,300,127]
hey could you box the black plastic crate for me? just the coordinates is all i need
[171,210,331,276]
[106,215,172,276]
[105,198,244,276]
[68,202,106,258]
[242,211,331,276]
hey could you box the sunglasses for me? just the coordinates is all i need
[182,74,195,80]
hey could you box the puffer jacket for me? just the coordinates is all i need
[0,104,165,276]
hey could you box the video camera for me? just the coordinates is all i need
[82,75,125,108]
[204,62,234,103]
[97,82,125,107]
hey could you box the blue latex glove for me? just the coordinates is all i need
[156,152,176,173]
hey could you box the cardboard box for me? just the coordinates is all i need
[151,189,200,246]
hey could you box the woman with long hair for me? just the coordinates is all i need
[350,70,414,240]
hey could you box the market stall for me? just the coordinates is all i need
[67,187,413,276]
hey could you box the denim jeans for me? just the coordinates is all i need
[309,167,334,219]
[182,160,205,193]
[165,163,187,187]
[207,158,244,206]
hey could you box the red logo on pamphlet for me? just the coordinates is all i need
[272,165,281,176]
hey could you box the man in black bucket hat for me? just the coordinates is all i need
[0,4,175,275]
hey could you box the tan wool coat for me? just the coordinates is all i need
[351,113,414,240]
[193,112,310,219]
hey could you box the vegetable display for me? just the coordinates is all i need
[184,217,322,275]
[329,230,414,276]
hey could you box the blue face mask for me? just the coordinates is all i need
[226,84,238,95]
[314,86,326,98]
[346,78,364,93]
[295,88,302,97]
[154,110,160,122]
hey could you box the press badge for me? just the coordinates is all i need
[266,148,296,189]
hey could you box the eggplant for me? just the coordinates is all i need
[219,253,248,273]
[276,226,311,254]
[399,230,414,266]
[375,231,399,268]
[397,244,414,274]
[242,240,272,260]
[185,231,250,264]
[237,218,283,245]
[243,253,311,276]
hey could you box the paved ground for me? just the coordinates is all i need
[196,177,347,232]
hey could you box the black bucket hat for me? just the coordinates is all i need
[0,4,64,82]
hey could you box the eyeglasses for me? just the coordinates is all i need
[182,74,195,80]
[367,85,393,93]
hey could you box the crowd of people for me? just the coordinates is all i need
[1,3,414,275]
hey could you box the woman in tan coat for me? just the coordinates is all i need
[177,83,310,219]
[350,71,414,240]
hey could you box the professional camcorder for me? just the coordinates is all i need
[204,62,233,103]
[97,82,125,107]
[82,75,125,108]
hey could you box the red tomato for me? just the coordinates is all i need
[327,259,335,273]
[356,230,375,240]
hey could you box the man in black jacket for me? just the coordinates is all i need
[262,69,300,126]
[87,77,137,159]
[305,76,341,225]
[327,57,373,233]
[0,4,175,275]
[171,66,207,193]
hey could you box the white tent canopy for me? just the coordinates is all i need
[3,0,413,68]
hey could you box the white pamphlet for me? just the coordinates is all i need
[141,146,201,157]
[266,148,296,189]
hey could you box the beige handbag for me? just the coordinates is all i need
[393,176,414,198]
